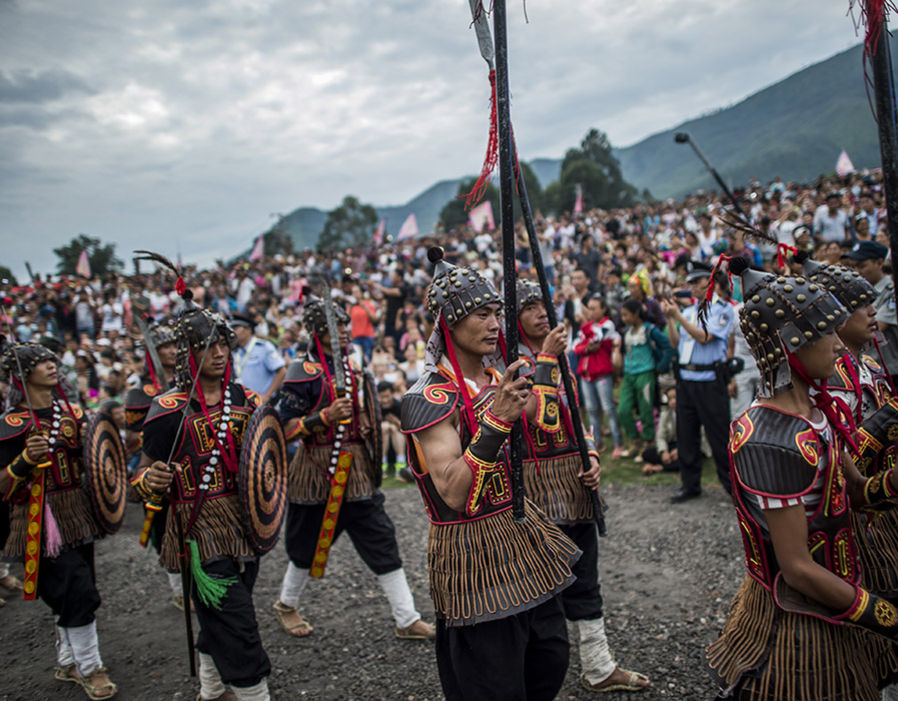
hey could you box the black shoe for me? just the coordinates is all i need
[670,488,701,504]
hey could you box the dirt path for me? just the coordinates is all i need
[0,483,744,700]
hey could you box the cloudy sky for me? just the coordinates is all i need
[0,0,864,279]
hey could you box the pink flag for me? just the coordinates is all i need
[397,213,419,241]
[835,150,855,177]
[468,200,495,233]
[249,235,264,261]
[573,184,584,216]
[373,219,385,247]
[75,249,91,278]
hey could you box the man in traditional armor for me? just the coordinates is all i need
[707,257,898,700]
[134,307,271,701]
[401,249,581,701]
[516,280,650,694]
[123,321,184,608]
[0,342,117,699]
[272,297,434,641]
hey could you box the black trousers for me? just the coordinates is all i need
[285,492,402,575]
[192,557,271,688]
[558,522,603,621]
[676,379,731,494]
[435,597,569,701]
[37,543,101,628]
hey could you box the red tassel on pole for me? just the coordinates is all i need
[460,69,499,210]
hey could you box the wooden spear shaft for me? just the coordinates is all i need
[866,5,898,318]
[492,0,525,522]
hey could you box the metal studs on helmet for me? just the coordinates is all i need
[172,308,236,390]
[301,298,350,338]
[799,256,875,313]
[0,342,57,382]
[516,280,543,315]
[729,257,847,398]
[425,246,499,325]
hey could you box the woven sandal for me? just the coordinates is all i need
[54,664,81,685]
[273,601,313,637]
[395,619,436,640]
[79,666,118,700]
[580,669,649,693]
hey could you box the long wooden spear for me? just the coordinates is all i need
[490,0,525,522]
[861,1,898,316]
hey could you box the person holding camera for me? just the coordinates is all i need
[661,262,734,502]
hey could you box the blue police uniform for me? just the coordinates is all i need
[675,296,734,499]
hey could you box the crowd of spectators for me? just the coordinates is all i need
[2,168,896,492]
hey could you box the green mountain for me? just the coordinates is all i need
[266,39,893,251]
[612,38,894,199]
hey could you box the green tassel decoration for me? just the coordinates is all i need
[187,540,237,610]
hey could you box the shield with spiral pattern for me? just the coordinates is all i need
[83,412,128,534]
[238,404,288,554]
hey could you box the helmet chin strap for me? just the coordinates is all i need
[786,350,858,452]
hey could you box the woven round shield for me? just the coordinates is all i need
[83,412,128,534]
[238,405,288,554]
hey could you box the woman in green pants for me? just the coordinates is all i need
[613,298,673,460]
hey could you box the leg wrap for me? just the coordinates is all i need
[65,621,103,677]
[278,562,309,610]
[56,624,74,667]
[377,567,420,628]
[198,652,226,701]
[231,679,271,701]
[578,617,615,685]
[167,571,183,596]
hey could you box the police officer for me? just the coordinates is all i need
[661,261,734,502]
[844,240,898,388]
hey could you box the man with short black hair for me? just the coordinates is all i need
[231,313,285,404]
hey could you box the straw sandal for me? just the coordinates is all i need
[273,601,314,637]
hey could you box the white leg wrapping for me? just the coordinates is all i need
[578,617,616,686]
[65,621,103,677]
[882,683,898,701]
[278,562,309,609]
[232,679,270,701]
[377,567,420,629]
[198,652,227,700]
[167,571,183,596]
[56,625,74,667]
[0,561,9,578]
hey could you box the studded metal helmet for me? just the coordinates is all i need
[798,255,876,313]
[301,298,350,338]
[516,280,543,315]
[729,257,848,397]
[425,247,499,326]
[148,321,176,349]
[0,342,57,383]
[173,308,237,390]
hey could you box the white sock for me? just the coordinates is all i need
[167,571,183,597]
[377,568,420,629]
[232,679,270,701]
[198,652,227,700]
[65,621,104,677]
[56,625,74,667]
[278,562,309,609]
[578,617,615,685]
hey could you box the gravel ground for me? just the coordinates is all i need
[0,482,744,701]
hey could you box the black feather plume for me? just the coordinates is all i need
[133,250,181,276]
[714,208,778,248]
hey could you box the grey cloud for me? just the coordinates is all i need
[0,69,94,104]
